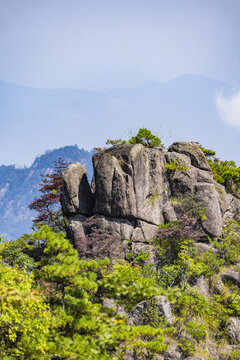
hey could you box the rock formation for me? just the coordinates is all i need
[60,142,240,263]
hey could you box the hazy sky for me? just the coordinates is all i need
[1,0,240,167]
[1,0,240,91]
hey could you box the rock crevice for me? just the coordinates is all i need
[60,142,240,261]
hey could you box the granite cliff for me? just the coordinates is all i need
[61,141,240,264]
[59,142,240,359]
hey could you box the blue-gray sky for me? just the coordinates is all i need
[1,0,240,166]
[1,0,240,90]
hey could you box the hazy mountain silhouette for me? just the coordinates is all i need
[1,75,239,167]
[0,146,94,240]
[1,74,240,239]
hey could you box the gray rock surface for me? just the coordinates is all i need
[163,345,183,360]
[61,142,240,261]
[195,242,216,254]
[168,142,211,171]
[130,295,171,326]
[155,295,172,324]
[61,162,94,216]
[92,144,166,225]
[194,183,222,236]
[221,270,240,288]
[131,242,157,266]
[227,317,240,343]
[123,351,165,360]
[67,214,87,253]
[195,276,210,298]
[124,350,138,360]
[102,298,127,317]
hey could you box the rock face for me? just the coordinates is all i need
[61,162,94,216]
[227,317,240,343]
[130,296,172,326]
[92,144,165,224]
[162,345,183,360]
[221,270,240,288]
[60,142,240,261]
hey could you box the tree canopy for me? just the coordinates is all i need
[106,128,163,149]
[28,158,69,232]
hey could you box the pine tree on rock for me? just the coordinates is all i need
[29,158,69,233]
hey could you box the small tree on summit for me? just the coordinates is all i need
[106,128,163,149]
[29,158,69,233]
[128,128,163,148]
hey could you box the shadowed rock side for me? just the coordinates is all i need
[60,142,240,262]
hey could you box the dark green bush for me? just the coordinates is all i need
[201,146,240,197]
[178,337,195,356]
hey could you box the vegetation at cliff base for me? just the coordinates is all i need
[0,226,173,359]
[1,214,239,359]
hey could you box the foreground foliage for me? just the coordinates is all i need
[0,263,52,358]
[152,217,240,357]
[0,227,171,359]
[1,215,239,359]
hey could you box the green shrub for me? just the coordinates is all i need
[164,159,188,172]
[212,219,240,264]
[128,128,162,148]
[143,298,170,328]
[185,321,207,342]
[178,338,195,356]
[147,193,161,207]
[106,128,163,149]
[100,261,161,310]
[200,146,240,196]
[157,264,181,288]
[106,139,127,145]
[171,194,206,220]
[227,294,240,316]
[229,350,240,360]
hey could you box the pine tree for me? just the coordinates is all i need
[0,261,52,358]
[29,158,69,232]
[31,226,168,359]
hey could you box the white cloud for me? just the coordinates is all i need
[216,91,240,128]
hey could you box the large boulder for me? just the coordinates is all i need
[221,270,240,288]
[61,162,94,216]
[195,276,210,298]
[92,143,166,225]
[227,317,240,343]
[61,142,240,260]
[194,183,222,236]
[168,142,211,171]
[130,295,172,326]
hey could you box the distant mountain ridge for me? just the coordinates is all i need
[1,74,240,239]
[1,74,240,168]
[0,145,94,240]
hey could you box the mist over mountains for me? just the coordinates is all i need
[1,74,240,239]
[1,74,240,167]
